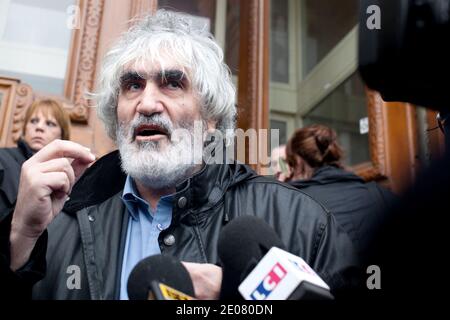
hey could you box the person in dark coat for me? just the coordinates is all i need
[286,124,394,263]
[0,99,71,220]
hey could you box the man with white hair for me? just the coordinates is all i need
[1,10,359,300]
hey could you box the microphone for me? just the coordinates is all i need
[218,216,333,300]
[127,254,195,300]
[218,215,286,300]
[238,247,333,300]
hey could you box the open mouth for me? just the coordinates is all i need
[134,124,170,140]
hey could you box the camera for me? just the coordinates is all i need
[359,0,450,110]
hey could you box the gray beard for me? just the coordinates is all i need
[116,115,204,190]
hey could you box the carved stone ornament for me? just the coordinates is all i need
[69,0,105,123]
[12,83,34,143]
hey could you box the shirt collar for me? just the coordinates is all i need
[122,175,174,220]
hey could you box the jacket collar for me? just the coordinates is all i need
[289,165,364,188]
[0,139,34,206]
[17,138,35,159]
[64,150,126,214]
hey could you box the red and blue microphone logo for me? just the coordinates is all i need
[250,262,288,300]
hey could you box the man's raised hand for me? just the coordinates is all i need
[10,140,95,270]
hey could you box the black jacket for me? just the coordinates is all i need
[0,139,35,220]
[1,151,360,300]
[289,166,394,262]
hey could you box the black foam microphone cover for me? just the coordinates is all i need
[127,254,195,300]
[218,215,286,299]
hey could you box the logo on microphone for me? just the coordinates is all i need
[250,262,288,300]
[157,283,194,300]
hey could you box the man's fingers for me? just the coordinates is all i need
[42,172,71,196]
[28,140,95,166]
[39,158,76,188]
[181,262,222,300]
[71,158,94,181]
[24,139,96,183]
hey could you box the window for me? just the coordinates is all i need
[270,119,287,146]
[224,0,240,75]
[300,0,359,77]
[0,0,75,94]
[303,73,370,166]
[269,0,368,167]
[270,0,289,83]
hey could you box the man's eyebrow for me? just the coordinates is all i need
[157,69,186,80]
[119,71,146,83]
[119,69,187,83]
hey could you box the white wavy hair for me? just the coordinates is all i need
[95,10,237,143]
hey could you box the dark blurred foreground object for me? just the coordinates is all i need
[358,0,450,304]
[127,255,195,300]
[359,0,450,110]
[366,151,450,302]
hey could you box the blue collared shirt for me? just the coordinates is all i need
[119,175,173,300]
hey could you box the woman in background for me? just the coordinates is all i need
[286,124,394,262]
[0,99,71,219]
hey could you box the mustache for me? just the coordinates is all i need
[128,114,174,141]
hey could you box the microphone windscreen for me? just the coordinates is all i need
[127,254,195,300]
[218,215,286,299]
